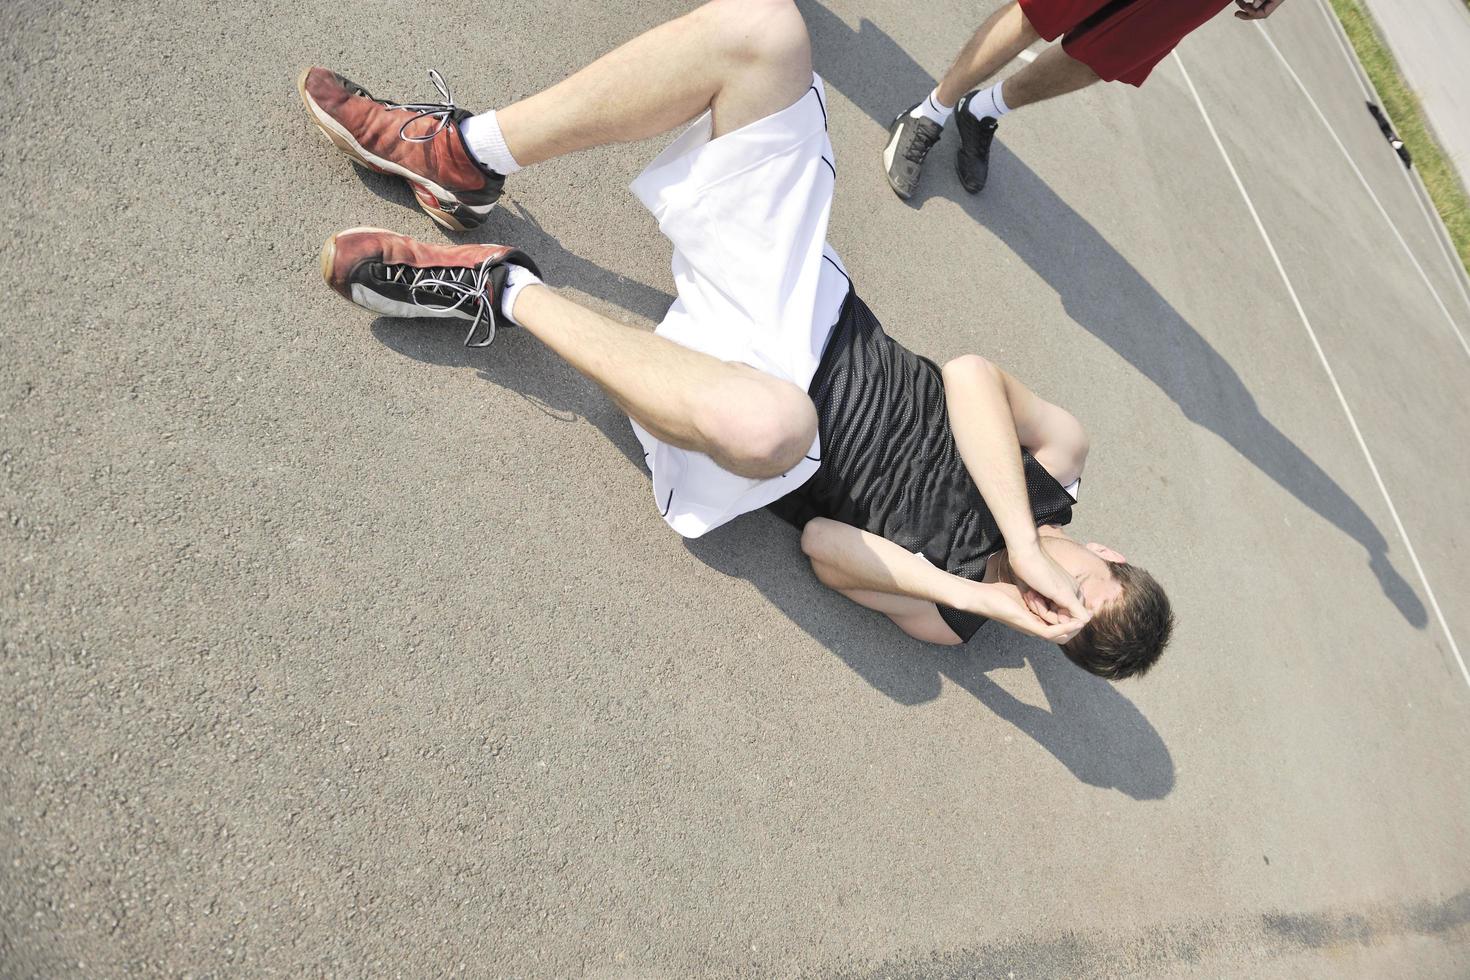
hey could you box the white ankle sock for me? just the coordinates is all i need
[459,110,523,176]
[968,81,1011,120]
[910,89,955,127]
[500,263,543,326]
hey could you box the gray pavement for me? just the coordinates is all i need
[4,0,1470,976]
[1359,0,1470,183]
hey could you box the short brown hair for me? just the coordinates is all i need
[1062,563,1173,680]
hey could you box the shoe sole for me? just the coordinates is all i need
[882,113,916,201]
[297,69,494,232]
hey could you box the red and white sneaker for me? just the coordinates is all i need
[320,227,539,347]
[299,68,504,231]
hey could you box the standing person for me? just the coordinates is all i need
[883,0,1286,199]
[298,0,1172,676]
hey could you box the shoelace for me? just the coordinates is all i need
[377,68,462,144]
[381,257,502,347]
[903,121,941,165]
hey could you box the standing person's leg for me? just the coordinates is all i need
[883,0,1103,199]
[934,1,1041,107]
[933,1,1101,111]
[301,0,812,228]
[952,42,1100,193]
[884,0,1038,199]
[887,0,1223,199]
[958,39,1101,123]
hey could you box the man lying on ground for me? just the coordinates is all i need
[298,0,1173,678]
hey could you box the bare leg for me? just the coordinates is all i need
[935,1,1040,106]
[487,1,820,478]
[839,589,964,645]
[1000,43,1101,110]
[497,0,813,166]
[806,557,964,645]
[511,284,817,480]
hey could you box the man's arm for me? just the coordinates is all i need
[799,518,1084,644]
[940,355,1089,624]
[997,367,1090,489]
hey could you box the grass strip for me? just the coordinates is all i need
[1326,0,1470,276]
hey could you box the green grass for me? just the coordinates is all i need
[1327,0,1470,277]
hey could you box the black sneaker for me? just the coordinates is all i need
[954,92,1000,195]
[883,103,944,200]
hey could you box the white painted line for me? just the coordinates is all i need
[1172,51,1470,691]
[1016,49,1038,64]
[1252,21,1470,360]
[1308,0,1470,320]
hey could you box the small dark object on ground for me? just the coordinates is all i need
[1366,102,1413,168]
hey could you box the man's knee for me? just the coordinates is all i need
[705,0,810,69]
[699,380,817,480]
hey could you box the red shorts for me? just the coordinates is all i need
[1017,0,1233,86]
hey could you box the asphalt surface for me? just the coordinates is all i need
[4,0,1470,976]
[1360,0,1470,179]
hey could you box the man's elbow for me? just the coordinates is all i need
[801,521,859,592]
[1062,414,1091,478]
[799,517,838,562]
[942,354,1000,385]
[1070,420,1091,472]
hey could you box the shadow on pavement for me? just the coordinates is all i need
[798,0,1427,627]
